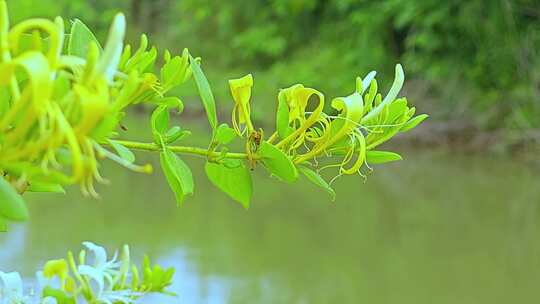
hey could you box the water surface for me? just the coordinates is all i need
[1,150,539,303]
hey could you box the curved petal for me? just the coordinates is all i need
[82,241,108,266]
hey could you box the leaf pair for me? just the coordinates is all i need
[151,106,194,206]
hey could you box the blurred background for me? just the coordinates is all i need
[1,1,540,303]
[8,0,540,148]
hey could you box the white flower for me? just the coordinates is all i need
[78,242,120,296]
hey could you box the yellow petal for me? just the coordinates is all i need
[229,74,253,107]
[229,74,254,132]
[43,258,69,280]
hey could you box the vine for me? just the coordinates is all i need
[0,1,428,230]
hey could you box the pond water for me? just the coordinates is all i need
[1,150,540,303]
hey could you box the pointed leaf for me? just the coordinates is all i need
[68,19,102,57]
[400,114,428,132]
[151,105,169,136]
[205,160,252,209]
[189,56,217,130]
[366,151,402,164]
[298,166,335,201]
[258,141,298,183]
[149,97,184,113]
[160,147,194,205]
[164,126,190,144]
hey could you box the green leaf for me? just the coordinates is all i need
[68,19,102,57]
[400,114,428,132]
[160,147,194,205]
[189,56,217,130]
[0,176,29,221]
[258,141,298,183]
[298,166,336,201]
[205,160,252,209]
[366,151,402,164]
[109,140,135,163]
[149,97,184,113]
[276,95,291,139]
[151,105,169,140]
[27,182,65,193]
[215,123,237,145]
[164,126,190,144]
[90,112,123,142]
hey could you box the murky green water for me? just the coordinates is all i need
[1,150,540,303]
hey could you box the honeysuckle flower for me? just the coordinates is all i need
[0,0,428,219]
[275,84,325,150]
[229,74,254,136]
[77,243,142,304]
[78,242,120,296]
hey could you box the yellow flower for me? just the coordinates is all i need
[43,258,68,281]
[275,84,325,150]
[43,258,73,291]
[229,74,254,135]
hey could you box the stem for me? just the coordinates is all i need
[266,131,278,144]
[109,140,261,160]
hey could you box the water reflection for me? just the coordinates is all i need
[1,150,539,303]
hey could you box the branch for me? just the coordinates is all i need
[108,140,261,160]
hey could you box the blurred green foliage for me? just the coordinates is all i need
[10,0,540,129]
